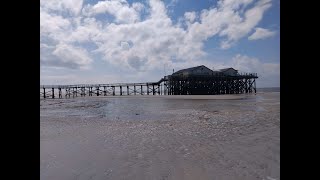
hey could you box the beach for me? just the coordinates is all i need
[40,92,280,180]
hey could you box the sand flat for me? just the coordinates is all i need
[41,93,280,180]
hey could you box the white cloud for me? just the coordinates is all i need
[167,0,178,7]
[166,0,179,14]
[132,2,145,12]
[218,0,272,48]
[248,27,276,40]
[53,43,92,68]
[82,0,143,24]
[40,1,94,70]
[230,54,279,87]
[40,0,83,16]
[41,43,92,69]
[40,8,71,36]
[184,11,196,23]
[85,0,199,70]
[231,54,279,75]
[186,0,272,49]
[40,0,274,73]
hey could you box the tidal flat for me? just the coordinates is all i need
[41,92,280,180]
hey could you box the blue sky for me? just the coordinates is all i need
[40,0,280,87]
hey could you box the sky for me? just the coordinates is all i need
[40,0,280,87]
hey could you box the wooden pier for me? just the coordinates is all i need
[40,66,258,99]
[40,78,167,99]
[166,73,258,95]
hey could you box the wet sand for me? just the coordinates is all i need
[40,93,280,180]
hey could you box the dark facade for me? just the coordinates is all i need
[165,65,258,95]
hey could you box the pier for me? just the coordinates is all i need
[40,65,258,99]
[40,79,167,99]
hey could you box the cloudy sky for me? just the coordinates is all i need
[40,0,280,87]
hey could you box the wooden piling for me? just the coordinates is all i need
[52,88,54,99]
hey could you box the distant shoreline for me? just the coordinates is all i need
[257,87,280,92]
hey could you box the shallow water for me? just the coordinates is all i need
[40,94,266,121]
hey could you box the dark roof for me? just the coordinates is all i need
[173,65,210,74]
[219,67,237,72]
